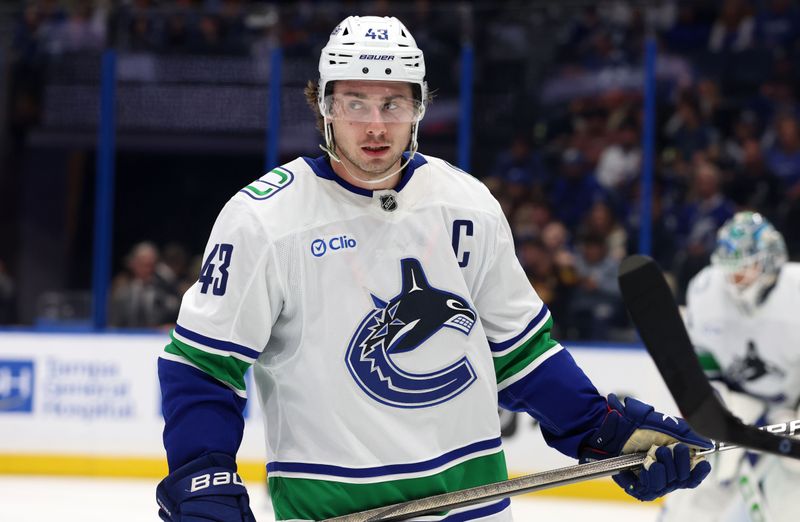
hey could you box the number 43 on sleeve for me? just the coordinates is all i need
[198,243,234,296]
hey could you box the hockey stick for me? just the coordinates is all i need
[323,421,798,522]
[617,254,800,460]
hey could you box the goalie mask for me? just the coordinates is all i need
[711,211,787,313]
[316,16,427,181]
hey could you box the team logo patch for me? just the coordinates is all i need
[727,340,786,402]
[345,258,477,408]
[239,167,294,201]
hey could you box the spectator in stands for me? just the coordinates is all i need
[109,241,180,329]
[490,132,550,203]
[549,148,607,229]
[568,233,623,340]
[157,242,193,296]
[164,4,194,52]
[541,221,579,312]
[578,200,628,261]
[664,92,720,161]
[596,118,640,192]
[708,0,755,53]
[755,0,800,50]
[696,78,731,133]
[0,259,15,325]
[765,113,800,195]
[516,237,568,335]
[673,160,736,301]
[511,197,553,240]
[125,1,164,52]
[727,138,782,216]
[764,114,800,256]
[722,109,761,167]
[570,105,610,167]
[625,184,679,272]
[662,3,712,54]
[47,0,106,54]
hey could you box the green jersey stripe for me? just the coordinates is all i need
[697,351,722,372]
[492,317,559,385]
[268,451,508,520]
[164,333,251,391]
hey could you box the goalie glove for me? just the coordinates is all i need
[156,453,256,522]
[579,393,713,501]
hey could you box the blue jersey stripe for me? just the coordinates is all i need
[444,498,510,521]
[174,324,261,360]
[489,305,548,353]
[266,437,502,478]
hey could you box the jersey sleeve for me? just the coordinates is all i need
[159,196,282,470]
[472,209,607,458]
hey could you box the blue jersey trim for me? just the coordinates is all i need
[174,324,261,360]
[444,498,510,521]
[488,305,549,353]
[266,436,502,478]
[302,152,427,197]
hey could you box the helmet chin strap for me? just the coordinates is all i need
[319,119,420,186]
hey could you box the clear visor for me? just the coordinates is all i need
[323,94,422,123]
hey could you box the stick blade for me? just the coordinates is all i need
[618,255,800,459]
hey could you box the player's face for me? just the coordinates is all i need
[328,80,416,184]
[729,263,761,289]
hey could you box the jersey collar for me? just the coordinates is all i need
[303,152,427,197]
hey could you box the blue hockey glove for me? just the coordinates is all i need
[156,452,256,522]
[580,394,713,501]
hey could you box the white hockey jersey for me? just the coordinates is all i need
[161,153,573,521]
[686,263,800,409]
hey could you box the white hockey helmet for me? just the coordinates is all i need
[711,211,787,312]
[317,15,428,120]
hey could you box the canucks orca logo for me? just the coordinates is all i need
[346,258,477,408]
[727,341,786,402]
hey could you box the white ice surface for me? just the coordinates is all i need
[0,475,660,521]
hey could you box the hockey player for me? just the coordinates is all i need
[661,211,800,522]
[155,16,712,522]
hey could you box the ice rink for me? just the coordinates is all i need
[0,475,660,521]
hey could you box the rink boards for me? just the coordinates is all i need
[0,332,676,501]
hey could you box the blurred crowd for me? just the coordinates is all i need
[483,0,800,340]
[108,241,198,329]
[4,0,800,341]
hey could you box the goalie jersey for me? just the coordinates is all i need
[686,264,800,410]
[159,153,607,521]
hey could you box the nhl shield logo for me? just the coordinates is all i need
[379,194,398,212]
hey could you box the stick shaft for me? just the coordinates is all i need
[323,452,645,522]
[322,421,798,522]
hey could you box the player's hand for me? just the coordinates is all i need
[156,452,256,522]
[579,394,712,501]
